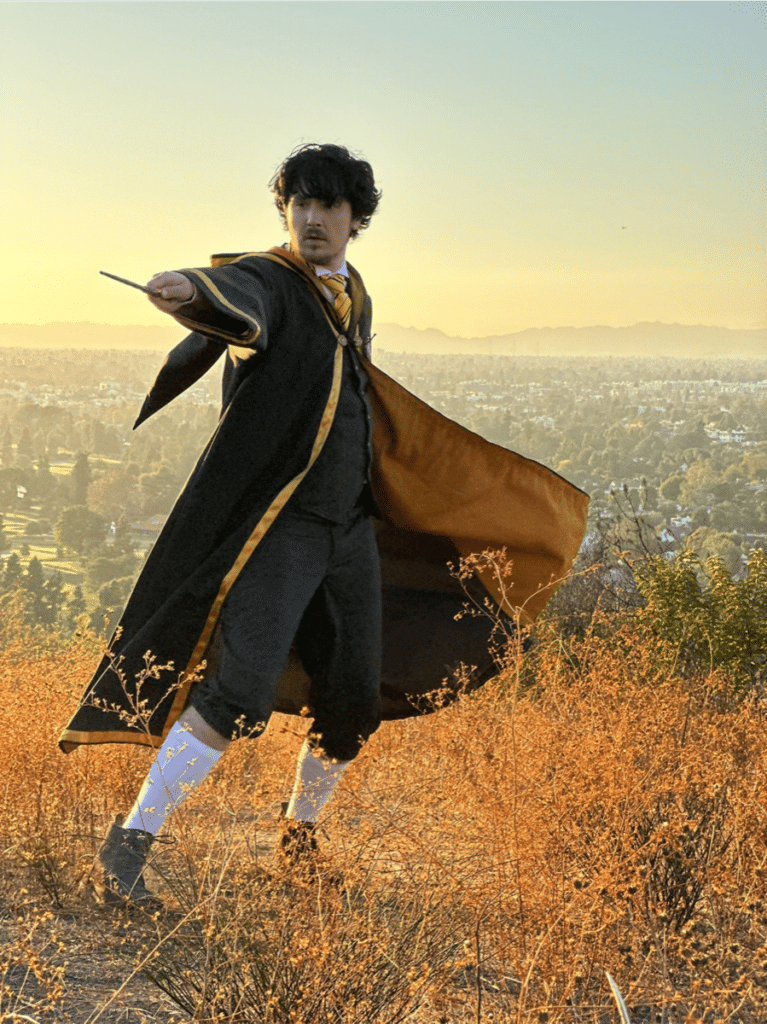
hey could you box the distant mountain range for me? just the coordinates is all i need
[373,322,767,359]
[0,321,765,359]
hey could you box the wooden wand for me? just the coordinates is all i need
[99,270,162,298]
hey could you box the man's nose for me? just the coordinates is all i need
[306,202,322,223]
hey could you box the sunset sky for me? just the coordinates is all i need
[2,1,765,337]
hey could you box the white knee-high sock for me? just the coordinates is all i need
[285,739,350,823]
[122,721,224,835]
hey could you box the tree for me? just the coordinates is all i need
[710,501,740,533]
[87,468,142,522]
[32,452,55,500]
[70,453,91,506]
[23,556,46,624]
[64,585,88,632]
[686,527,744,579]
[86,552,139,591]
[40,569,66,627]
[660,474,683,502]
[1,423,13,467]
[55,505,106,555]
[138,465,179,516]
[1,552,23,592]
[24,518,52,536]
[0,467,30,510]
[2,556,67,628]
[99,575,133,609]
[690,506,710,529]
[634,548,767,691]
[17,428,33,459]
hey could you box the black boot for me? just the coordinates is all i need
[279,819,319,870]
[277,816,343,888]
[97,817,159,907]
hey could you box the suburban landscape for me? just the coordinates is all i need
[1,330,766,634]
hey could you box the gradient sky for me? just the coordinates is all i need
[2,1,765,336]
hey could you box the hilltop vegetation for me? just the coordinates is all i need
[2,550,767,1021]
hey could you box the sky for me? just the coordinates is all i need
[1,1,766,337]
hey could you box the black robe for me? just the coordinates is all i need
[59,249,589,753]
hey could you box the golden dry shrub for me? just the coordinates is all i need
[3,601,767,1021]
[0,613,150,909]
[323,620,767,1023]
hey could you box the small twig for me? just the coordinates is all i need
[474,918,482,1024]
[605,970,632,1024]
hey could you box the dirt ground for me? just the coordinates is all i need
[2,902,188,1023]
[1,825,283,1024]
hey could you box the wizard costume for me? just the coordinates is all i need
[60,248,589,757]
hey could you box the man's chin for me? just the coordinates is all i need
[299,245,338,270]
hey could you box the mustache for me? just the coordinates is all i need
[303,231,327,240]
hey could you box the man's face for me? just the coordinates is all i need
[286,195,362,272]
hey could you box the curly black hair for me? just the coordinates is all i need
[270,144,381,238]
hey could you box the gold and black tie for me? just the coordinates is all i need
[322,273,352,331]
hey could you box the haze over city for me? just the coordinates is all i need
[2,1,765,343]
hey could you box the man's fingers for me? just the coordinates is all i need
[146,272,193,303]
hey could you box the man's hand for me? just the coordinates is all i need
[147,272,195,313]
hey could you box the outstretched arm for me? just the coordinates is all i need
[146,261,270,348]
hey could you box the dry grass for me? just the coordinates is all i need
[2,606,767,1022]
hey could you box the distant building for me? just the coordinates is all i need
[130,514,166,539]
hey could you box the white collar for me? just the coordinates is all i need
[314,260,349,279]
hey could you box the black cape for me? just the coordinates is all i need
[60,248,589,753]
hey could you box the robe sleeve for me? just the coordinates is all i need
[170,259,280,350]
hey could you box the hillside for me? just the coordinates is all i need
[373,321,767,359]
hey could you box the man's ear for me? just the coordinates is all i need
[350,218,363,237]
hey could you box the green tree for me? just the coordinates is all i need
[23,556,46,624]
[41,569,66,627]
[1,551,23,587]
[99,575,133,609]
[660,474,683,503]
[55,505,106,555]
[64,584,88,632]
[690,506,710,530]
[70,452,91,506]
[0,553,58,628]
[1,423,13,466]
[634,548,767,691]
[87,468,142,522]
[33,452,55,500]
[10,556,67,628]
[86,552,139,591]
[17,428,33,459]
[710,501,740,533]
[686,527,744,578]
[138,464,179,516]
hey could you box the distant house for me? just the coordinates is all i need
[130,514,166,539]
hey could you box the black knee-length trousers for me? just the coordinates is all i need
[191,507,382,761]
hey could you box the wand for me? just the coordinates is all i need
[99,270,163,297]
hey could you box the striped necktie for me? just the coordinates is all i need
[321,273,352,331]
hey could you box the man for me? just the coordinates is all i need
[60,143,590,906]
